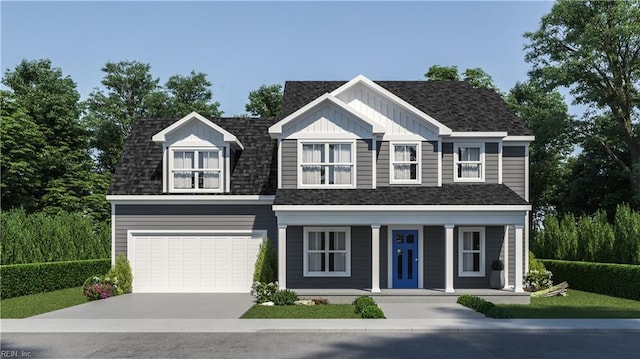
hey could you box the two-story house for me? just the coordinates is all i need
[107,75,532,296]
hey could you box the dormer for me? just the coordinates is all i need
[152,112,243,193]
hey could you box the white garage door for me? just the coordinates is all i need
[129,233,262,293]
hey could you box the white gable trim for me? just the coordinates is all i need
[269,93,385,138]
[504,135,535,142]
[152,112,244,150]
[330,75,453,136]
[449,131,508,138]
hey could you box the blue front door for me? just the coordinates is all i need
[392,230,419,288]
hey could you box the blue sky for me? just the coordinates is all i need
[1,1,554,116]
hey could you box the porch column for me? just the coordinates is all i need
[503,225,509,290]
[371,224,381,293]
[444,224,455,293]
[514,225,524,293]
[278,224,287,289]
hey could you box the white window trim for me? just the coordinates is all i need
[389,141,422,184]
[458,226,486,277]
[303,227,351,277]
[297,140,357,189]
[168,147,224,193]
[453,143,485,183]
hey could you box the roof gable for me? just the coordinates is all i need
[152,112,244,150]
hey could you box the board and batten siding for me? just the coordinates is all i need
[280,140,297,189]
[503,146,526,198]
[376,141,438,187]
[286,226,372,289]
[113,204,278,258]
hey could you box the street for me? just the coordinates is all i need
[2,331,638,358]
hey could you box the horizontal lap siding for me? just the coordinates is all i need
[422,141,439,186]
[376,142,389,187]
[424,226,445,289]
[508,225,514,287]
[114,205,277,258]
[442,143,453,184]
[454,226,504,289]
[485,143,499,184]
[503,146,526,198]
[286,226,372,289]
[281,140,297,188]
[357,140,373,188]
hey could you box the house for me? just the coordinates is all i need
[106,75,532,296]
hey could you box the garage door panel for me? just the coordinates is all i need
[131,234,261,293]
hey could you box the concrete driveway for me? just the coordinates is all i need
[31,293,256,319]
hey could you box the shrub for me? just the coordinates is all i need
[476,301,496,315]
[456,294,484,310]
[523,269,553,292]
[273,289,298,305]
[107,254,133,294]
[0,259,111,299]
[253,239,277,283]
[491,259,504,270]
[252,281,278,303]
[541,259,640,301]
[353,296,376,314]
[361,305,385,318]
[486,306,514,319]
[83,275,118,300]
[614,204,640,265]
[528,251,547,273]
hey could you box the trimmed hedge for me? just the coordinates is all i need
[457,294,514,319]
[541,259,640,301]
[0,259,111,299]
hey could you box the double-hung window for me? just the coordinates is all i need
[391,143,420,183]
[458,227,485,277]
[454,143,484,182]
[171,149,222,191]
[300,142,354,187]
[304,227,351,277]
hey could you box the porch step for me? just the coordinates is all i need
[294,289,531,305]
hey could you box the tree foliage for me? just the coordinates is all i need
[525,0,640,203]
[424,65,460,81]
[425,65,499,91]
[245,84,283,118]
[162,71,223,118]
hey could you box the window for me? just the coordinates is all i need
[391,143,420,183]
[300,142,354,187]
[454,143,484,182]
[171,149,222,191]
[458,227,485,277]
[304,227,351,277]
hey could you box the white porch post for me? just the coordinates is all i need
[371,224,381,293]
[503,225,509,290]
[514,225,524,293]
[445,224,455,293]
[278,224,287,289]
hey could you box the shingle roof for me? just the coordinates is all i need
[108,117,277,195]
[274,185,529,206]
[279,81,531,135]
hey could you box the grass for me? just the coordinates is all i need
[1,286,88,319]
[241,304,362,319]
[500,289,640,318]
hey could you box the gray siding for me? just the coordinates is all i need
[286,226,372,289]
[442,142,454,184]
[356,139,373,188]
[485,143,499,184]
[424,226,445,289]
[376,141,389,187]
[114,204,277,258]
[379,226,388,289]
[377,141,439,187]
[453,226,505,289]
[280,140,297,189]
[508,225,514,287]
[503,146,526,198]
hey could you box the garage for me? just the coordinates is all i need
[128,232,263,293]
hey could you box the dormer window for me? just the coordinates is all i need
[454,143,485,182]
[170,149,222,192]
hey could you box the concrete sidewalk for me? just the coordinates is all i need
[2,318,639,333]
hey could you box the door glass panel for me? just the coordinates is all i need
[406,234,414,244]
[395,234,404,243]
[408,249,413,279]
[397,249,403,279]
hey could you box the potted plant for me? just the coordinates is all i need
[489,259,505,289]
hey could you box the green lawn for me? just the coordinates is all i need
[500,289,640,318]
[241,304,362,319]
[1,286,88,318]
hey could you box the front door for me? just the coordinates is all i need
[392,230,419,288]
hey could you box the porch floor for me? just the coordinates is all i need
[294,288,530,304]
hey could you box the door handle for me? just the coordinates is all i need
[415,258,418,262]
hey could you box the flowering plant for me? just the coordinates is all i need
[252,281,279,303]
[83,275,118,300]
[523,269,553,292]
